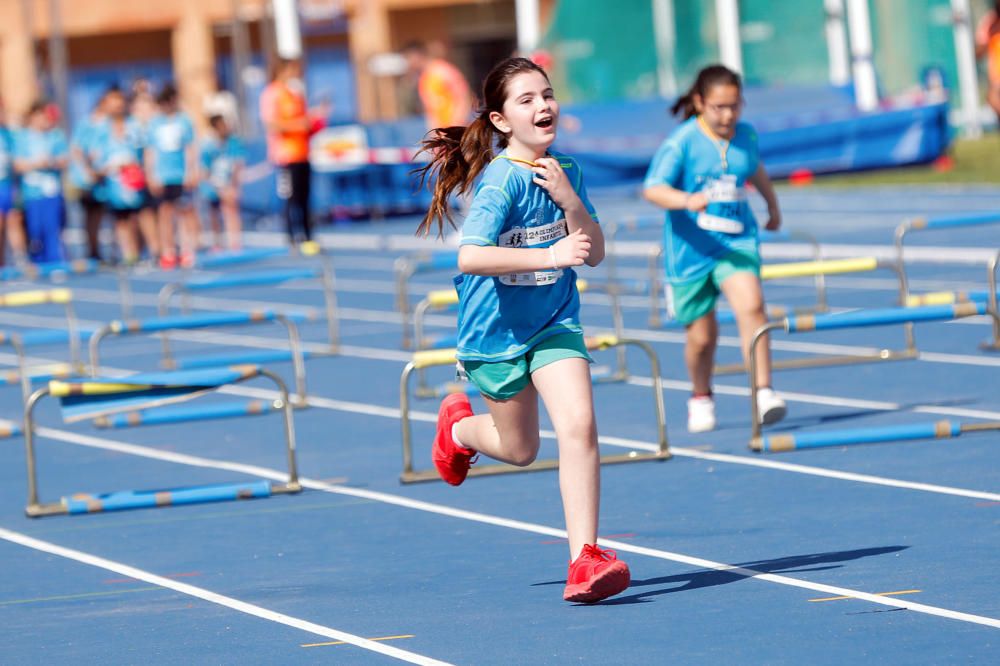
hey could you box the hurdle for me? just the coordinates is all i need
[21,364,301,517]
[902,250,1000,351]
[157,243,338,362]
[747,301,1000,452]
[87,310,309,405]
[894,211,1000,302]
[398,334,670,483]
[394,249,460,349]
[0,289,84,402]
[713,257,912,375]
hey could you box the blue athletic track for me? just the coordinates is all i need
[0,184,997,664]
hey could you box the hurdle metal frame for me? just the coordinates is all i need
[87,310,310,405]
[394,249,459,349]
[714,257,914,375]
[0,288,83,402]
[747,301,1000,451]
[894,211,1000,304]
[22,366,301,517]
[398,335,670,483]
[157,241,338,354]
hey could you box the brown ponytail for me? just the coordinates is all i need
[671,64,742,119]
[413,56,551,238]
[413,113,498,237]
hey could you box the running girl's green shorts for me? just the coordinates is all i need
[461,332,592,401]
[666,250,761,325]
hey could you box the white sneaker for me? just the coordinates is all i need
[757,387,787,425]
[687,396,716,433]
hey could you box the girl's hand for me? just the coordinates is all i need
[685,191,709,212]
[765,208,782,231]
[532,156,583,212]
[551,228,591,268]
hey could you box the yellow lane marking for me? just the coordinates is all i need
[0,586,161,606]
[302,634,415,648]
[809,589,921,603]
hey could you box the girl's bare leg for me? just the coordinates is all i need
[453,384,541,467]
[720,272,771,386]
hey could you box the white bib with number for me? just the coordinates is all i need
[696,175,745,234]
[497,219,567,287]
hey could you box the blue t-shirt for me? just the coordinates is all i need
[95,119,146,210]
[198,134,245,201]
[0,125,14,186]
[15,127,68,201]
[455,150,598,363]
[69,116,105,190]
[148,112,195,186]
[643,117,761,284]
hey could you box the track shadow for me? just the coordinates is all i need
[533,545,908,606]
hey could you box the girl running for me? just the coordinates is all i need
[643,65,786,433]
[976,1,1000,124]
[416,57,630,604]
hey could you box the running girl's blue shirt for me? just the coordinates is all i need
[69,116,105,190]
[455,149,598,363]
[95,120,146,210]
[15,127,68,201]
[148,111,195,186]
[643,117,761,284]
[198,134,245,201]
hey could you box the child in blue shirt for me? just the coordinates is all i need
[0,99,22,267]
[14,101,68,263]
[145,83,198,269]
[70,92,109,262]
[198,114,245,251]
[415,57,630,604]
[643,65,786,433]
[95,88,148,264]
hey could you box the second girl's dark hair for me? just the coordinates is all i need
[671,64,742,120]
[413,56,550,237]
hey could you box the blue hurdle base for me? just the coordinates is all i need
[753,420,966,452]
[170,349,315,370]
[93,400,278,428]
[63,480,273,514]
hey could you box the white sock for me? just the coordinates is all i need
[451,422,471,451]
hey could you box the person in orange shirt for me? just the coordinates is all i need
[259,58,326,243]
[977,1,1000,124]
[402,41,474,129]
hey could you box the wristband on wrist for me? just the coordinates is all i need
[548,245,559,271]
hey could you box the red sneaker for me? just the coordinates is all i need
[563,544,631,603]
[159,254,178,270]
[432,393,476,486]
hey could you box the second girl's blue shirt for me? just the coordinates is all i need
[455,150,597,363]
[643,117,761,284]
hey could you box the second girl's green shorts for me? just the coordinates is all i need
[461,332,592,401]
[667,250,761,325]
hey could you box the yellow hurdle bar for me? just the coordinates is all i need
[0,288,73,308]
[760,257,879,281]
[399,335,670,483]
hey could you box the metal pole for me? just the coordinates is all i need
[715,0,743,73]
[845,0,879,111]
[652,0,678,96]
[824,0,851,86]
[515,0,541,54]
[272,0,302,59]
[950,0,983,138]
[231,0,252,138]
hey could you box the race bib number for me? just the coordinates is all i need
[497,219,567,287]
[697,175,745,234]
[26,172,60,197]
[155,123,184,152]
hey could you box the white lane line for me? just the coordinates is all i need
[28,427,1000,629]
[0,526,452,666]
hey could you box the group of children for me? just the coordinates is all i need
[0,81,245,270]
[417,57,787,604]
